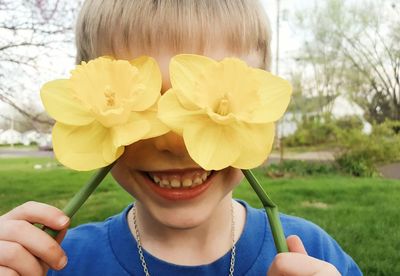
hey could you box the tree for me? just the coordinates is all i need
[0,0,82,131]
[292,0,400,123]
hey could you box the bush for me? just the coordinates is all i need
[335,120,400,176]
[334,116,364,131]
[336,153,374,177]
[285,115,338,146]
[284,115,365,147]
[264,160,340,177]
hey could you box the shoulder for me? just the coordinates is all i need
[59,208,126,255]
[242,202,330,246]
[240,201,362,275]
[47,207,131,276]
[279,213,362,275]
[61,219,111,251]
[279,212,335,248]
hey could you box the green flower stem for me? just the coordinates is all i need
[242,169,288,253]
[44,162,115,238]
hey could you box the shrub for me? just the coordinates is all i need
[334,116,364,131]
[335,120,400,176]
[285,114,338,147]
[284,115,365,147]
[264,160,340,177]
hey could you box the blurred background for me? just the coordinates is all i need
[0,0,399,275]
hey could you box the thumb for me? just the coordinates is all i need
[287,235,308,255]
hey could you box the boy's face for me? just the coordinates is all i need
[111,47,264,228]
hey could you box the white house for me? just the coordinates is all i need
[21,130,42,146]
[37,133,52,150]
[0,129,22,145]
[278,95,372,138]
[323,95,372,134]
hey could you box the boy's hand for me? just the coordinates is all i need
[267,235,341,276]
[0,201,69,276]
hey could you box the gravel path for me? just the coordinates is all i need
[0,148,54,158]
[269,151,335,162]
[378,162,400,180]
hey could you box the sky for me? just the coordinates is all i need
[262,0,316,74]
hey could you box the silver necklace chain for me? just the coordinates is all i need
[132,202,236,276]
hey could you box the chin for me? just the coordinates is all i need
[149,202,218,230]
[159,215,206,230]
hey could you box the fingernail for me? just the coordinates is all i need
[58,216,69,226]
[58,255,68,269]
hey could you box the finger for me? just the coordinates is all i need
[268,253,318,275]
[41,263,50,276]
[287,235,307,255]
[0,220,68,271]
[55,228,68,244]
[0,266,20,276]
[267,253,339,276]
[0,240,43,276]
[1,201,69,230]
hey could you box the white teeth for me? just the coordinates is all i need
[193,177,203,185]
[170,179,181,188]
[182,178,193,187]
[149,171,212,189]
[161,179,169,188]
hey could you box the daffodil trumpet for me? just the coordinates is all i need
[44,163,115,238]
[242,169,288,253]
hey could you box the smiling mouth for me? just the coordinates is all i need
[140,169,215,200]
[146,170,212,189]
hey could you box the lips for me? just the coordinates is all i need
[141,169,215,200]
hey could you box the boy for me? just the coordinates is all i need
[0,0,362,275]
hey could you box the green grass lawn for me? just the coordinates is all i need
[0,157,399,275]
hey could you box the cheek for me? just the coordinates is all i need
[223,168,244,190]
[110,162,137,197]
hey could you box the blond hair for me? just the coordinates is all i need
[75,0,272,69]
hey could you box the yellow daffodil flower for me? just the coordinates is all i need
[158,54,292,170]
[41,56,168,171]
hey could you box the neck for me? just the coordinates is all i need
[128,195,246,265]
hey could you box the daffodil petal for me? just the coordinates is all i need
[103,141,124,164]
[158,89,205,135]
[40,79,94,126]
[170,54,217,108]
[239,69,292,123]
[129,56,162,111]
[183,122,241,170]
[231,123,275,169]
[111,113,150,146]
[52,121,122,171]
[140,108,170,139]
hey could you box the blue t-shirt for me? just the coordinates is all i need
[49,201,362,275]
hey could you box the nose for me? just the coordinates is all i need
[154,131,188,157]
